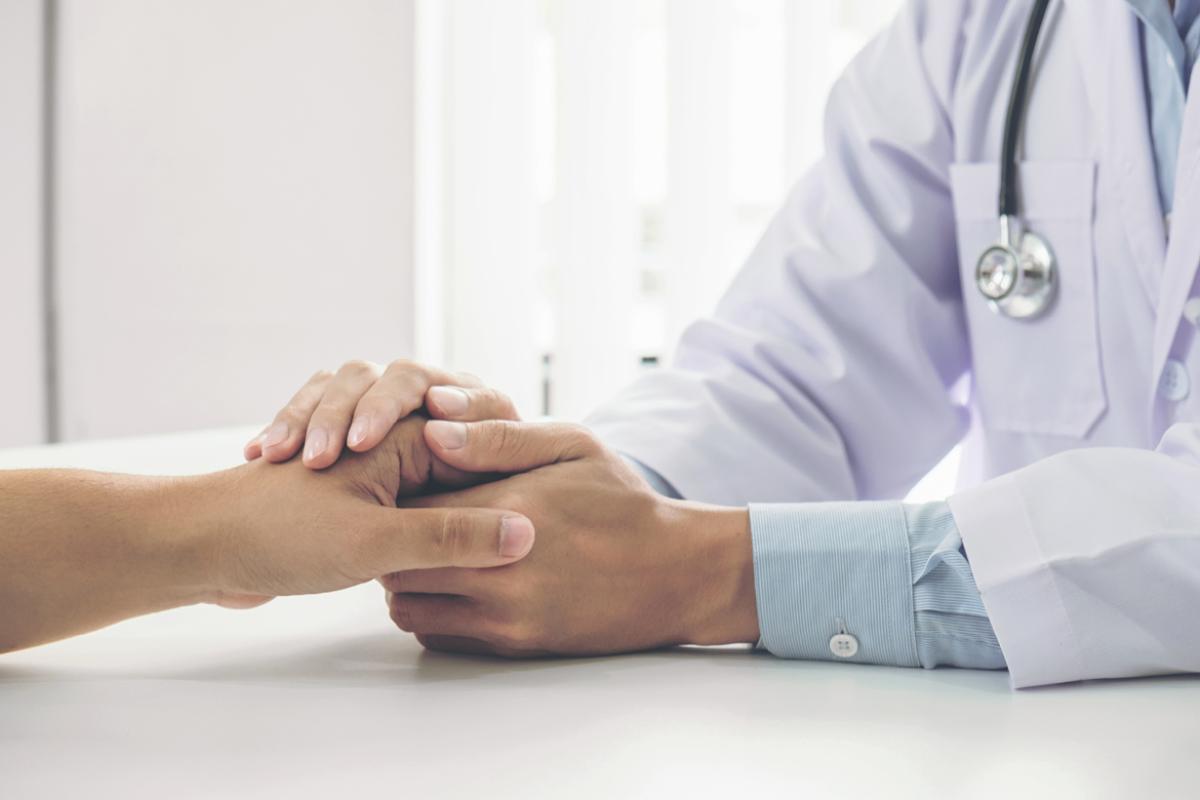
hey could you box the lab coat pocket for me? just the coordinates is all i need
[949,160,1105,438]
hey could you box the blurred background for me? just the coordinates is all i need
[1,0,903,449]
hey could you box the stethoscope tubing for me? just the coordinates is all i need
[999,0,1052,219]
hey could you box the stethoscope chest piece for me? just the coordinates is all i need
[975,216,1056,319]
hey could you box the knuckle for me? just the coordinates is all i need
[310,369,334,383]
[387,359,435,393]
[278,402,310,426]
[394,359,442,389]
[338,359,380,380]
[435,511,475,564]
[389,599,414,632]
[493,420,521,455]
[493,391,519,420]
[478,388,517,418]
[493,620,535,651]
[386,358,419,375]
[410,363,434,383]
[313,395,352,417]
[567,425,600,453]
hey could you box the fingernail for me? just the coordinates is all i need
[499,516,535,558]
[426,420,467,450]
[304,428,329,461]
[262,421,288,448]
[429,386,470,417]
[348,416,371,447]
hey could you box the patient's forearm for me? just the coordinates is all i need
[0,470,212,653]
[0,437,537,654]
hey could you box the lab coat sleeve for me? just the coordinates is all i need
[586,0,973,507]
[622,455,682,500]
[948,423,1200,688]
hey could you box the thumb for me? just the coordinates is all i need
[424,419,600,473]
[356,507,535,573]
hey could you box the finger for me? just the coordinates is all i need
[379,567,486,596]
[429,457,500,490]
[260,371,335,462]
[414,633,498,657]
[303,360,384,469]
[415,633,546,660]
[346,361,480,454]
[398,482,506,510]
[424,419,600,474]
[242,424,270,461]
[356,507,535,573]
[387,593,489,638]
[425,383,520,487]
[429,462,483,487]
[425,385,520,423]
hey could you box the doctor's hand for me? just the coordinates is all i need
[383,420,760,657]
[243,359,520,473]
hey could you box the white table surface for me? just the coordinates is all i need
[1,429,1198,799]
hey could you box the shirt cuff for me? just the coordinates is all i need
[907,502,1006,670]
[750,501,921,667]
[621,455,683,499]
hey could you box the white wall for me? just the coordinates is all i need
[0,0,47,447]
[52,0,417,441]
[3,1,905,446]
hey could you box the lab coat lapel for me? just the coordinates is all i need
[1151,67,1200,406]
[1062,0,1165,309]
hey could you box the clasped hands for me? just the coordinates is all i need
[240,360,759,657]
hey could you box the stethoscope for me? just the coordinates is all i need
[975,0,1056,319]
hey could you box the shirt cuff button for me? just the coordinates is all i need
[830,632,859,658]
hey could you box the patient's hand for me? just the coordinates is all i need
[243,360,520,492]
[209,422,534,608]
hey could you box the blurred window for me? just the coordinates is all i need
[416,0,904,418]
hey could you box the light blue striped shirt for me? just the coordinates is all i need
[750,501,1004,669]
[1130,0,1200,213]
[631,0,1200,672]
[632,462,1004,668]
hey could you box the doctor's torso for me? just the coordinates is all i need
[588,0,1200,506]
[943,0,1199,480]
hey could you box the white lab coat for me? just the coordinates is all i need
[587,0,1200,687]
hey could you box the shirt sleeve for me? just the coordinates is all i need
[625,455,1004,670]
[751,500,1005,670]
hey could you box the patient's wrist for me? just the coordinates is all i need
[136,467,259,608]
[152,472,231,605]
